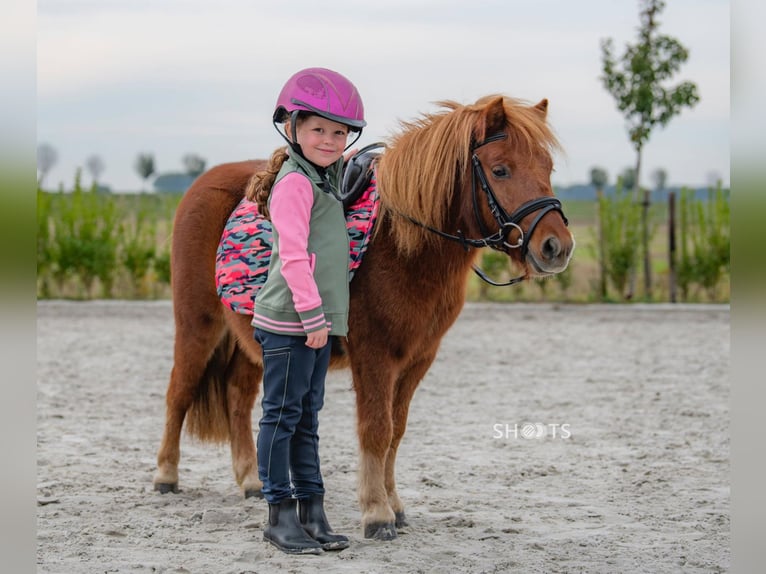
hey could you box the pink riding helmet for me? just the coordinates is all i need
[273,67,366,131]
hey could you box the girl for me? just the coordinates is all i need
[245,67,365,555]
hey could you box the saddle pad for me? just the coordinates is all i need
[216,177,379,314]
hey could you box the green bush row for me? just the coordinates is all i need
[37,173,729,302]
[587,181,729,302]
[475,182,729,303]
[37,170,178,299]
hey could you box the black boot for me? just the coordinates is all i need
[299,494,350,551]
[264,498,323,555]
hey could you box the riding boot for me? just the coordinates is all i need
[263,498,323,555]
[298,494,350,551]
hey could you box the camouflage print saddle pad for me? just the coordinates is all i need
[215,177,379,314]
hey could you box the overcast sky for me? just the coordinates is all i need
[37,0,730,192]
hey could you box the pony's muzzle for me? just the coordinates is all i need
[542,236,563,261]
[534,232,575,273]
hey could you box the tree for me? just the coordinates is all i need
[135,153,156,191]
[589,167,608,196]
[601,0,699,194]
[601,0,700,299]
[37,143,58,188]
[620,167,636,193]
[85,154,105,186]
[651,167,668,192]
[182,153,206,178]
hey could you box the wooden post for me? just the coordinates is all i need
[642,188,652,300]
[668,190,677,303]
[596,189,607,300]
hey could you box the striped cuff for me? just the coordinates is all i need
[298,307,327,333]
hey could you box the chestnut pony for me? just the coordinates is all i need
[154,95,574,540]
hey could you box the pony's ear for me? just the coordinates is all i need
[532,99,549,118]
[480,96,507,139]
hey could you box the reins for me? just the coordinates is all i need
[397,133,568,286]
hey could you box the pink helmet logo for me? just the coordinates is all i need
[296,75,326,99]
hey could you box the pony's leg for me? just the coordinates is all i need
[354,366,398,540]
[386,351,438,529]
[224,346,263,498]
[224,311,265,498]
[154,320,224,492]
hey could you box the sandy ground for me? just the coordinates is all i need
[36,301,730,573]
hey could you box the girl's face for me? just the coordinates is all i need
[292,115,350,167]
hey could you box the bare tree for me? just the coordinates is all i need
[85,154,106,186]
[182,153,206,178]
[135,153,156,192]
[37,143,58,188]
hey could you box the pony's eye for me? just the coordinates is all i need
[491,166,510,178]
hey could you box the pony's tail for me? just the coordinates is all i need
[184,330,238,444]
[245,146,289,219]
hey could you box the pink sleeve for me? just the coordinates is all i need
[269,172,323,313]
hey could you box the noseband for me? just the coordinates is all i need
[403,132,568,286]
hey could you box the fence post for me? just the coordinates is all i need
[596,189,607,300]
[668,191,677,303]
[642,188,652,300]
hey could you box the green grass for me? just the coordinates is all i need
[37,192,729,303]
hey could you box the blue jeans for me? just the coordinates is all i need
[254,328,330,504]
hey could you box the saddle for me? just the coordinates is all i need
[215,144,385,315]
[340,142,385,210]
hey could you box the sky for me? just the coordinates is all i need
[36,0,730,192]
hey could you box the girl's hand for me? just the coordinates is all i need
[306,327,329,349]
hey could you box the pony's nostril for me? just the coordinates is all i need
[542,236,561,260]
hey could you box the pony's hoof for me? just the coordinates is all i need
[154,482,178,494]
[364,522,397,540]
[244,488,264,499]
[395,511,408,528]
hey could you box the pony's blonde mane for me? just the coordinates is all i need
[376,95,560,255]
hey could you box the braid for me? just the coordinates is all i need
[245,146,289,219]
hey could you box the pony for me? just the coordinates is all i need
[153,95,575,540]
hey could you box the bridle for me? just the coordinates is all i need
[402,132,568,286]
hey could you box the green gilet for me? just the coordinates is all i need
[252,152,350,336]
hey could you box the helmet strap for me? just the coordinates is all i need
[289,110,301,152]
[271,111,304,156]
[345,130,363,151]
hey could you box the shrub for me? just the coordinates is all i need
[678,184,729,300]
[597,179,642,299]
